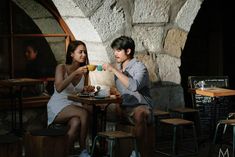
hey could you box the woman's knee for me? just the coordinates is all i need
[79,109,90,122]
[68,117,81,128]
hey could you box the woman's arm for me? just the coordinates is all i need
[54,64,85,93]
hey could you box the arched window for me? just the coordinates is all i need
[0,0,74,79]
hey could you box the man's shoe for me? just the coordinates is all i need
[129,150,141,157]
[79,149,90,157]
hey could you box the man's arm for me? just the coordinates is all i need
[127,64,148,92]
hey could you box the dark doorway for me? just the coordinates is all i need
[180,0,235,106]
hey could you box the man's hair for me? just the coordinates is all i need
[111,36,135,58]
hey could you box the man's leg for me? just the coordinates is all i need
[132,105,151,156]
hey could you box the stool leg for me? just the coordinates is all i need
[213,122,222,144]
[109,139,114,157]
[192,125,198,153]
[207,122,222,157]
[172,126,177,156]
[133,138,139,157]
[233,126,235,157]
[91,136,100,157]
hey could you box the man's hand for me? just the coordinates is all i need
[102,63,114,72]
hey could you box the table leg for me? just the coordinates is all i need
[10,87,16,131]
[18,86,23,135]
[210,97,218,139]
[92,105,98,141]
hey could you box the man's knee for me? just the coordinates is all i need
[134,106,153,124]
[134,110,146,123]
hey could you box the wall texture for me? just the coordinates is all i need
[51,0,203,109]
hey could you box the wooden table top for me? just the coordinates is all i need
[68,94,122,105]
[191,87,235,97]
[0,78,43,87]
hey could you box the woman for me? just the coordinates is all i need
[47,40,92,157]
[24,41,57,95]
[24,41,57,79]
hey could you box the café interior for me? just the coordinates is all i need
[1,0,235,157]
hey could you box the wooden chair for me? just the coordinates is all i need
[155,118,198,157]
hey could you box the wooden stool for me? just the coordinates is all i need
[0,134,22,157]
[156,118,198,157]
[170,107,201,136]
[90,130,139,157]
[114,123,155,157]
[154,109,171,139]
[24,128,68,157]
[154,109,170,117]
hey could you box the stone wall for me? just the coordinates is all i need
[51,0,203,109]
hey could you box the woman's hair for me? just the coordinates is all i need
[24,40,39,54]
[65,40,88,65]
[111,36,135,58]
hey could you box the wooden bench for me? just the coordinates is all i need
[0,94,50,110]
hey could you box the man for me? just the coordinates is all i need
[102,36,153,157]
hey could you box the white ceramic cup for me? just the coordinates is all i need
[97,86,110,97]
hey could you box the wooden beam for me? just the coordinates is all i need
[37,0,75,41]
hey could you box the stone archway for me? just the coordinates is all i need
[52,0,204,109]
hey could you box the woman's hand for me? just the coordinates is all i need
[76,66,88,75]
[71,66,88,80]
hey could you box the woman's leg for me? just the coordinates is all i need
[54,105,90,151]
[67,116,80,150]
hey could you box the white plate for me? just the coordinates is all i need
[77,93,90,97]
[94,95,105,99]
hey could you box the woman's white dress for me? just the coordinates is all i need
[47,73,85,126]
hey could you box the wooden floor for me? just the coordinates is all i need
[155,132,233,157]
[6,132,231,157]
[2,122,233,157]
[67,137,231,157]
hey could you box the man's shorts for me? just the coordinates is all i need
[107,104,154,125]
